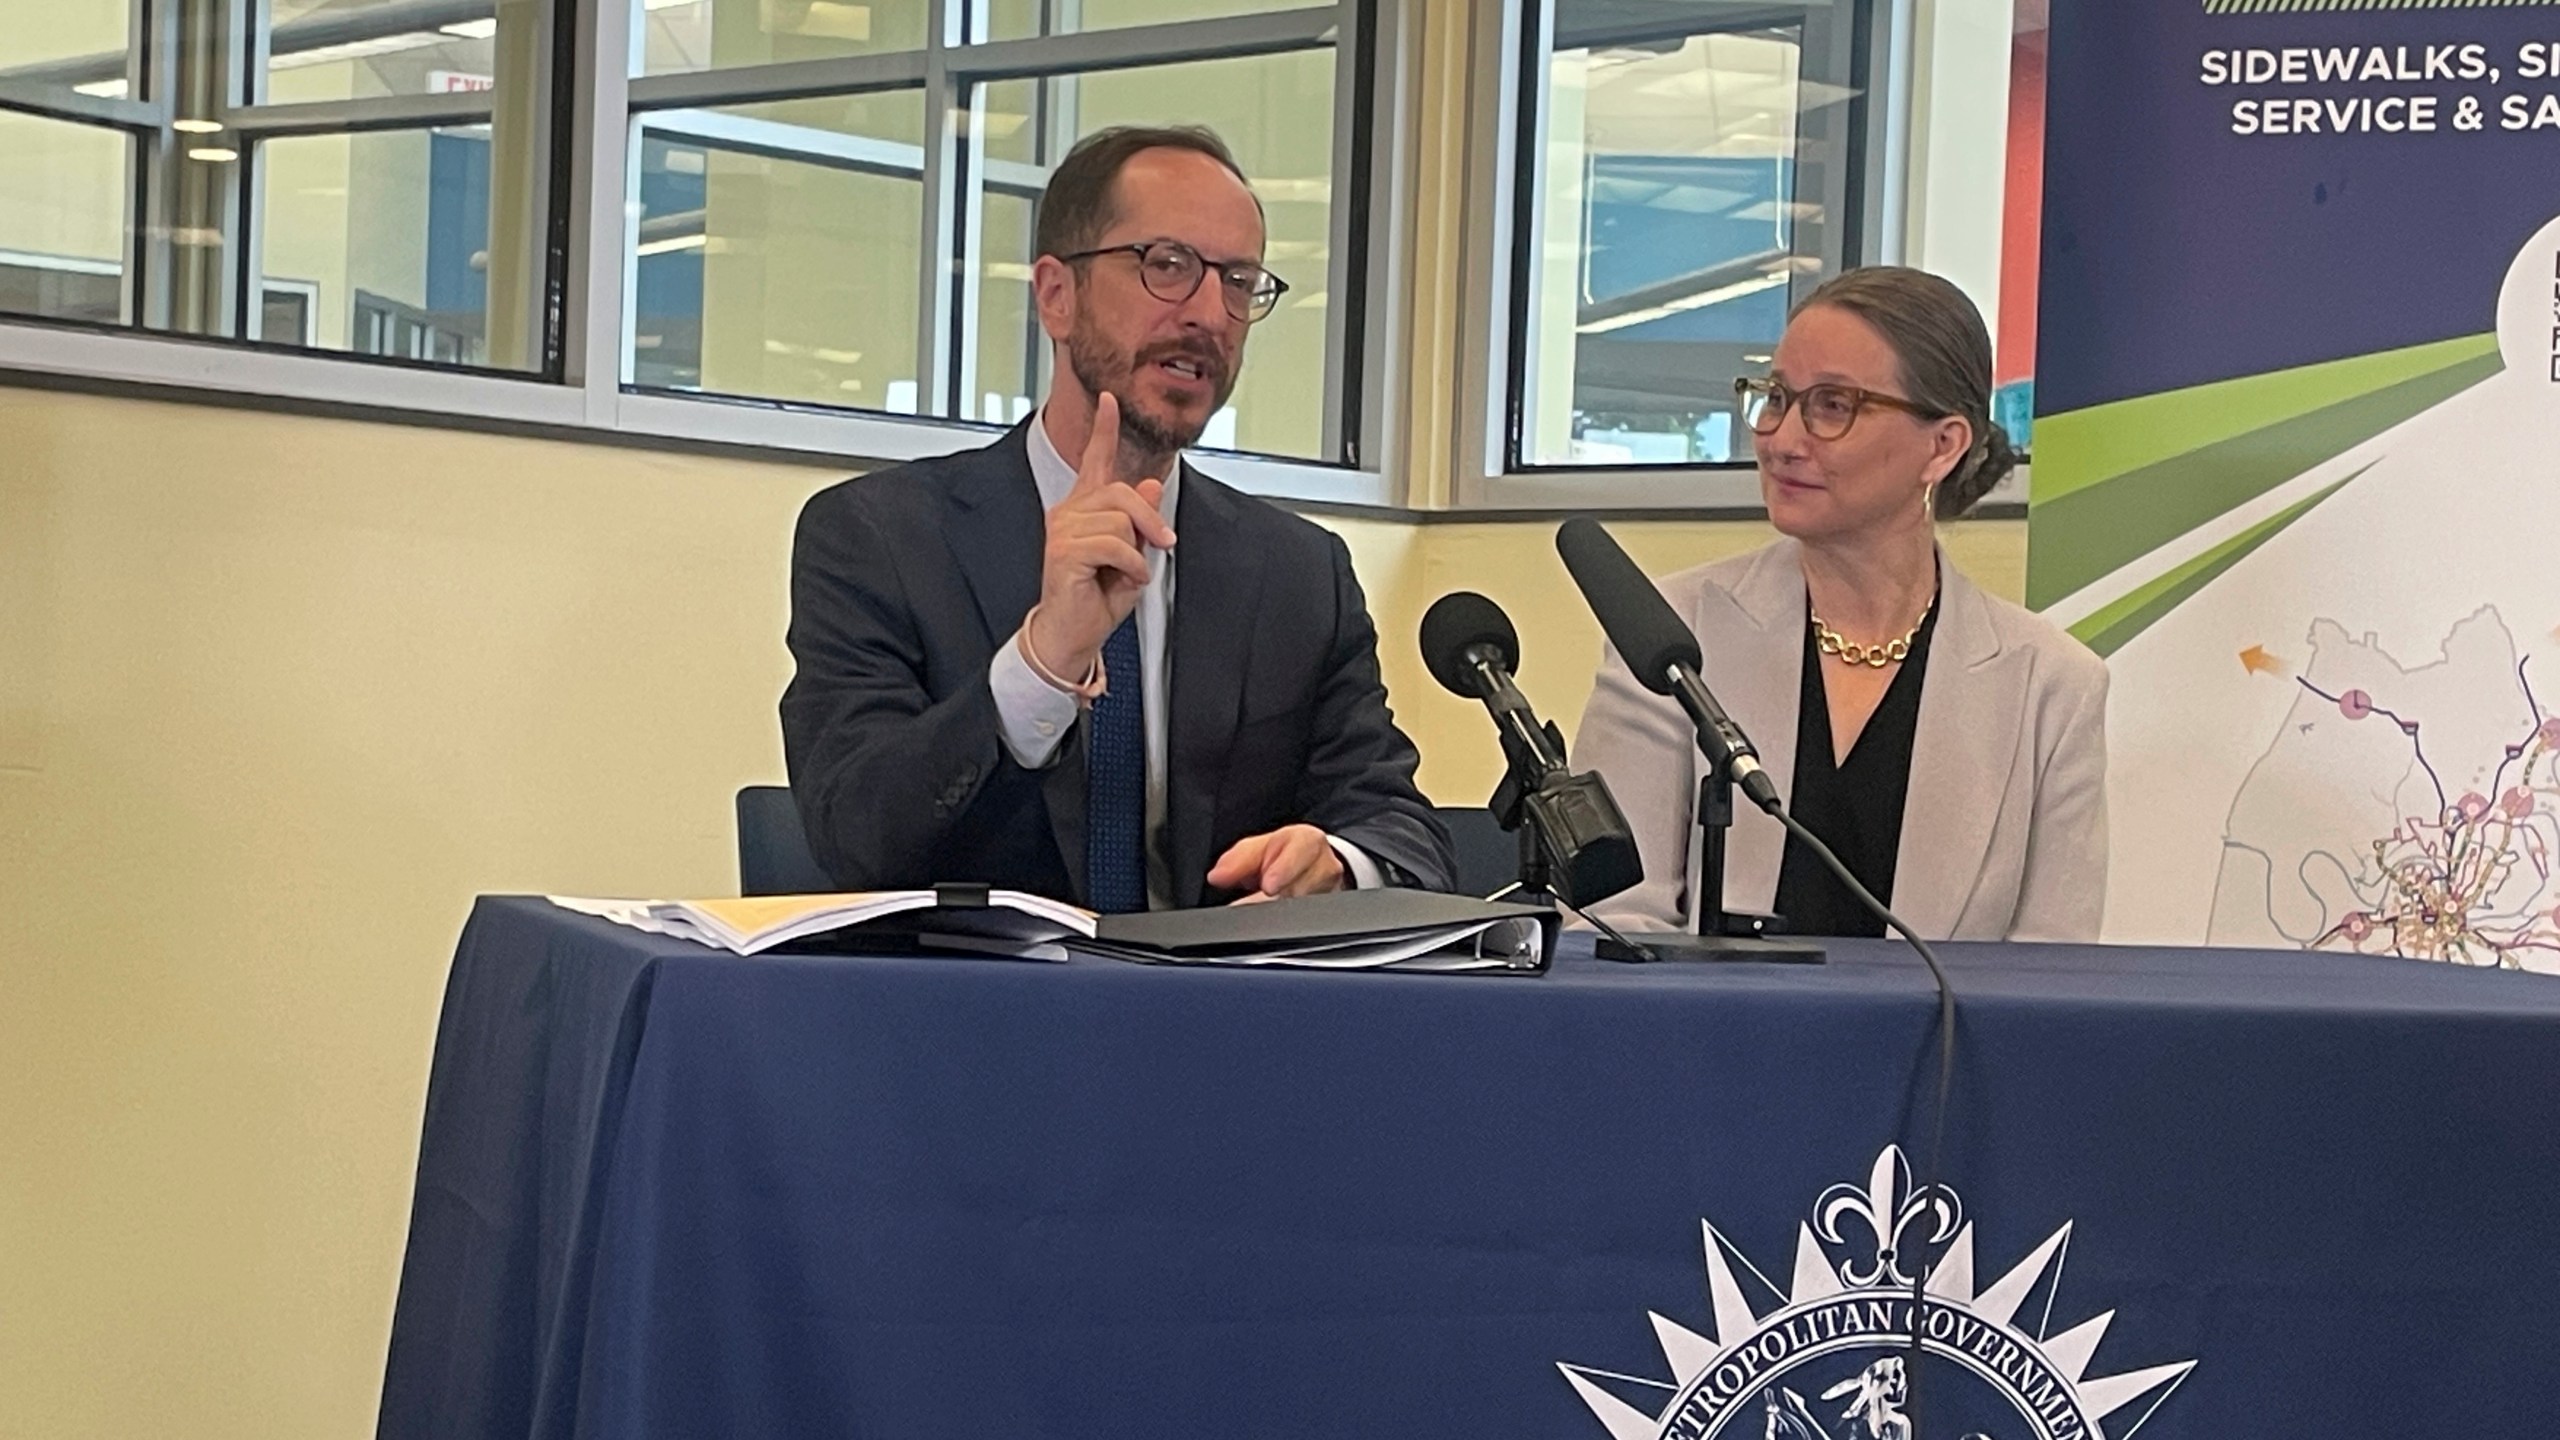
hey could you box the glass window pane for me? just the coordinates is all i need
[969,47,1336,459]
[0,112,130,326]
[967,188,1041,428]
[636,0,928,75]
[263,0,542,104]
[0,0,128,83]
[256,123,543,371]
[984,0,1327,44]
[630,92,926,412]
[1516,4,1849,469]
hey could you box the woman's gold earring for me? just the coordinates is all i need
[1922,480,1938,518]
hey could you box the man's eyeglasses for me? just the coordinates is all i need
[1734,376,1940,441]
[1061,239,1290,324]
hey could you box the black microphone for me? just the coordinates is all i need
[1419,591,1641,910]
[1421,591,1567,778]
[1555,517,1782,814]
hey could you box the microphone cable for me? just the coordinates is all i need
[1756,799,1957,1433]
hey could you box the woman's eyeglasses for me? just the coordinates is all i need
[1734,376,1940,441]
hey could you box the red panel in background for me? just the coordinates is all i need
[1996,0,2048,390]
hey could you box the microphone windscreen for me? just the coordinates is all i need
[1556,517,1700,696]
[1419,591,1521,697]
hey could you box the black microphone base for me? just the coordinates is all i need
[1596,925,1826,965]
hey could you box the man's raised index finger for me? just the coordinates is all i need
[1074,392,1122,491]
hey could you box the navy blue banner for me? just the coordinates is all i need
[2039,7,2560,413]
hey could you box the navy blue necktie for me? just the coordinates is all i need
[1086,615,1147,913]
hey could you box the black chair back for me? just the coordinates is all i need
[1437,804,1522,898]
[736,785,837,895]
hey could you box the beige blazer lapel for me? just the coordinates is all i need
[1893,561,2026,936]
[1705,540,1811,921]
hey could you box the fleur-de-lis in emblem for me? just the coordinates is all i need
[1813,1146,1962,1288]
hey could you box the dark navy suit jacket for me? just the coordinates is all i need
[781,423,1454,907]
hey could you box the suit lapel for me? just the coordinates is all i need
[1893,561,2023,936]
[946,425,1045,647]
[944,425,1088,900]
[1717,540,1810,919]
[1164,470,1265,906]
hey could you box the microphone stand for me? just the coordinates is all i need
[1486,721,1645,918]
[1486,728,1679,970]
[1593,728,1823,964]
[1693,769,1732,938]
[1487,729,1556,904]
[1488,717,1589,908]
[1430,626,1641,916]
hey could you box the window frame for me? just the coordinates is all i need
[0,0,1406,506]
[231,0,580,378]
[1454,0,1911,515]
[0,0,159,331]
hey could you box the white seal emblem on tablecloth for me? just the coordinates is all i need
[1559,1148,2194,1440]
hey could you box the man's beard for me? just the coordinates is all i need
[1065,312,1234,463]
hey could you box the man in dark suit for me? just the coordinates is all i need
[782,125,1452,909]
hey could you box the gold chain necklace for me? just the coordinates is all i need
[1811,599,1934,669]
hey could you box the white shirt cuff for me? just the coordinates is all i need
[1328,835,1389,891]
[989,633,1084,770]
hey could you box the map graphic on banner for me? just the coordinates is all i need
[2025,1,2560,965]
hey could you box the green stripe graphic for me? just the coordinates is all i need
[2067,470,2361,656]
[2032,333,2496,508]
[2025,333,2500,611]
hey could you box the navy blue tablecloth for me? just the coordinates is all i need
[378,896,2560,1439]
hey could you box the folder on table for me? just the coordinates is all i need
[1084,889,1556,973]
[548,887,1094,956]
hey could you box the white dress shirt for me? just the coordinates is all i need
[985,408,1382,905]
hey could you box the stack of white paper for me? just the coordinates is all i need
[548,890,1095,955]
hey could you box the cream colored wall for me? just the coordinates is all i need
[0,388,844,1439]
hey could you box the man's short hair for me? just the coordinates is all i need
[1033,125,1254,261]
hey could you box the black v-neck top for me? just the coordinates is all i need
[1773,601,1940,937]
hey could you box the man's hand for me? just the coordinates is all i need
[1023,392,1177,681]
[1207,824,1347,904]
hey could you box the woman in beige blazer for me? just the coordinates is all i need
[1572,267,2107,942]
